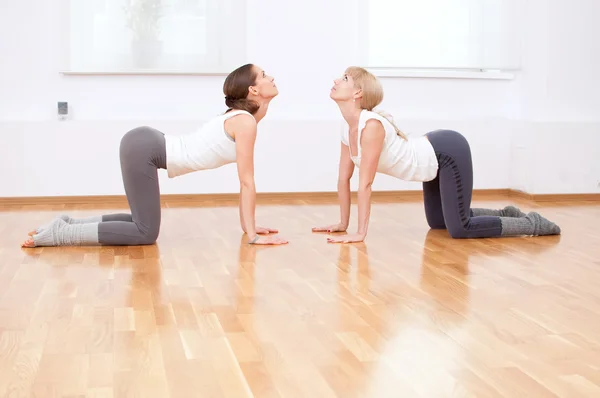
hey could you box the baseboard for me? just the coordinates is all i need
[0,189,598,208]
[507,189,600,202]
[0,189,499,207]
[1,188,598,208]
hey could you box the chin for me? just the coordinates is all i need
[265,91,278,100]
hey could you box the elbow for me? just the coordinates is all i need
[240,181,256,192]
[358,181,373,192]
[239,177,255,191]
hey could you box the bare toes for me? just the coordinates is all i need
[21,238,35,248]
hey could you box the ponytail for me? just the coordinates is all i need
[374,109,408,140]
[225,97,260,115]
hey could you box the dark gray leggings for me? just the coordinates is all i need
[97,126,166,245]
[423,129,502,238]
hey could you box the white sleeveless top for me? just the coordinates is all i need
[341,110,439,182]
[164,110,252,178]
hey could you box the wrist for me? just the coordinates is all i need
[248,235,259,244]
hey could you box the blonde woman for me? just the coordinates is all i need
[313,66,561,242]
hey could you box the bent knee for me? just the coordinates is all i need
[447,225,469,239]
[427,222,446,230]
[139,229,159,245]
[425,213,446,230]
[138,237,157,245]
[130,225,159,245]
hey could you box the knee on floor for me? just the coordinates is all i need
[138,229,159,245]
[428,223,447,230]
[130,226,159,245]
[426,216,446,229]
[447,225,469,239]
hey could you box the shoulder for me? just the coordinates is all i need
[360,112,385,138]
[225,110,256,125]
[361,110,385,123]
[359,110,386,133]
[224,111,257,138]
[364,117,385,131]
[229,112,256,127]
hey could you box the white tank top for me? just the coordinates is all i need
[164,110,252,178]
[341,110,439,182]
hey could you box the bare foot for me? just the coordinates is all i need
[21,237,35,248]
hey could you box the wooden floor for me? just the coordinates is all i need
[1,196,599,397]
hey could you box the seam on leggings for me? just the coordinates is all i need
[436,151,469,228]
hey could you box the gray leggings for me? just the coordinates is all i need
[423,129,502,238]
[97,126,166,245]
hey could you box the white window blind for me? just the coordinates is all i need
[362,0,521,71]
[66,0,245,73]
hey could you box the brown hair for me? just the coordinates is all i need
[223,64,260,115]
[345,66,408,140]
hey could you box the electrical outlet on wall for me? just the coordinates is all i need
[57,101,69,121]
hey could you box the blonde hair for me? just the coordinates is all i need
[345,66,408,140]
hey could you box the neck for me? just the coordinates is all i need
[248,98,271,123]
[337,101,363,129]
[253,99,270,123]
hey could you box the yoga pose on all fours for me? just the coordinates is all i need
[23,64,288,247]
[312,66,561,243]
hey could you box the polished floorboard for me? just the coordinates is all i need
[0,197,599,397]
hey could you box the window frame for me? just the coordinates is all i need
[59,0,246,76]
[355,0,520,80]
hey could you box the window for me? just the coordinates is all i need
[65,0,246,74]
[360,0,521,72]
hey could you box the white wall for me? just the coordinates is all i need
[510,0,600,194]
[0,0,597,197]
